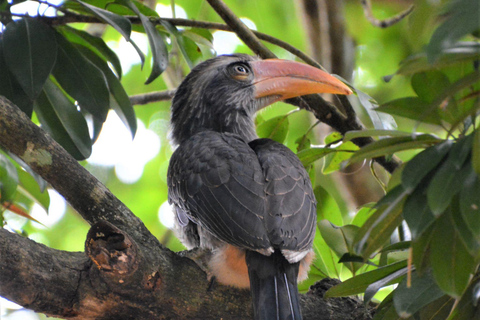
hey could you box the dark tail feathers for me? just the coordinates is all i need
[246,250,302,320]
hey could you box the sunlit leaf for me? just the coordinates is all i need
[58,26,123,78]
[349,135,442,165]
[393,270,445,318]
[322,141,358,174]
[34,79,92,160]
[256,115,289,143]
[0,154,19,202]
[325,260,408,298]
[0,40,33,116]
[401,140,453,192]
[350,204,375,227]
[430,211,477,297]
[314,186,343,225]
[52,32,109,122]
[343,129,412,142]
[2,18,57,100]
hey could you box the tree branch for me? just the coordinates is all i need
[129,90,176,105]
[360,0,414,28]
[0,97,374,319]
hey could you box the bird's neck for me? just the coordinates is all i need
[170,107,258,147]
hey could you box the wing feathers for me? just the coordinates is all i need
[168,132,316,254]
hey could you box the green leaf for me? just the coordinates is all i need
[0,40,33,116]
[354,185,408,259]
[256,115,289,143]
[392,42,480,76]
[318,220,362,274]
[403,183,436,240]
[58,26,123,79]
[473,129,480,175]
[417,295,455,320]
[401,140,453,192]
[77,1,132,40]
[314,186,343,225]
[393,270,445,318]
[311,224,342,279]
[459,167,480,244]
[426,135,473,216]
[448,276,480,320]
[17,169,50,211]
[348,135,442,165]
[364,266,409,304]
[34,79,92,160]
[52,32,109,122]
[430,211,477,298]
[411,71,451,104]
[343,129,412,142]
[159,20,194,69]
[297,147,336,167]
[2,18,57,100]
[411,223,436,276]
[325,260,408,298]
[376,97,442,125]
[0,154,19,202]
[433,70,480,125]
[426,0,480,63]
[75,45,137,138]
[115,0,168,84]
[322,141,358,174]
[356,88,397,130]
[451,193,480,259]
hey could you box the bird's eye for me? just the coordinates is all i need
[229,64,250,81]
[235,65,248,74]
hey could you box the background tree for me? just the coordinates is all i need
[0,0,479,319]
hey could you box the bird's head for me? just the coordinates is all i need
[170,54,352,146]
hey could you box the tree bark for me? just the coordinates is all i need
[0,96,374,319]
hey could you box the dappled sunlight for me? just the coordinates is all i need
[158,200,175,229]
[29,189,66,229]
[88,111,161,184]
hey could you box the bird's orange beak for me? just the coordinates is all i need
[251,59,352,105]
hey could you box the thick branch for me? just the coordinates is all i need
[0,96,152,242]
[0,97,374,319]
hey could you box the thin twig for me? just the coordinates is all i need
[129,90,176,105]
[206,0,276,59]
[360,0,414,28]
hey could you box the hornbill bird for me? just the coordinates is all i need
[167,54,352,320]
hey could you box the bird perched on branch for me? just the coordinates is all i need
[168,54,352,320]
